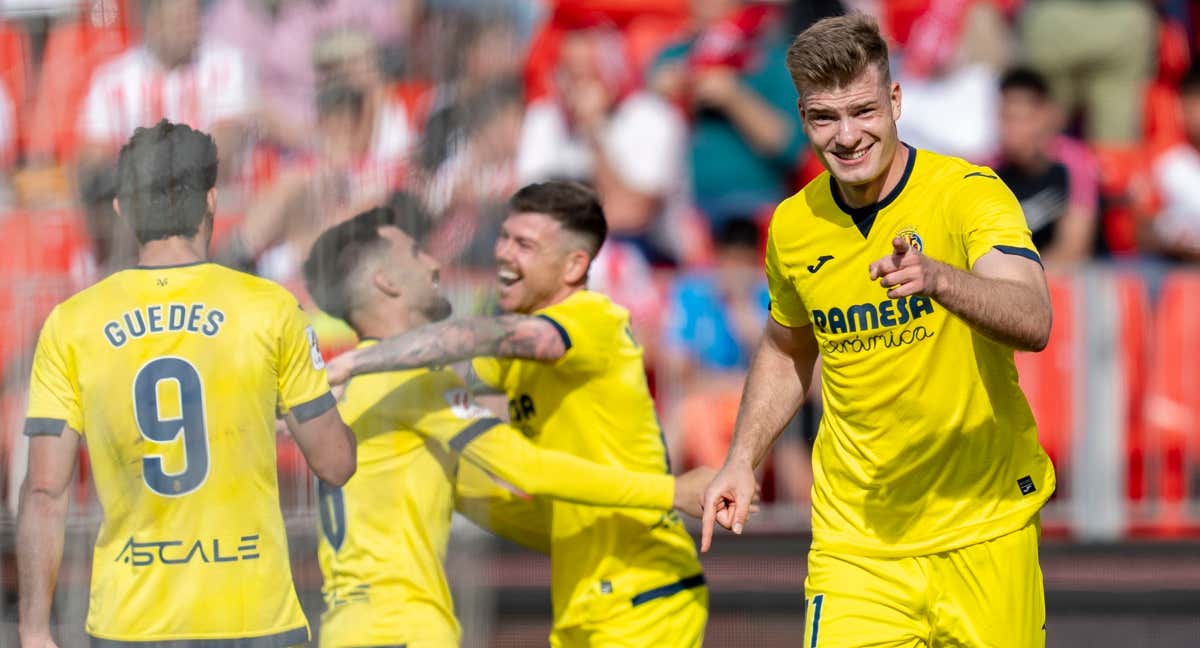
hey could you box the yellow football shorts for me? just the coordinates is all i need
[804,520,1045,647]
[550,583,708,648]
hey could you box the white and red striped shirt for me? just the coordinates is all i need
[79,42,253,146]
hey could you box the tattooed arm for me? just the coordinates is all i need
[326,315,567,384]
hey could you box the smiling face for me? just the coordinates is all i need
[800,65,902,192]
[493,212,590,314]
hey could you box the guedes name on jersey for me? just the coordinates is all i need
[811,295,936,335]
[103,303,226,348]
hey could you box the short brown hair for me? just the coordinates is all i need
[509,181,607,258]
[785,14,891,98]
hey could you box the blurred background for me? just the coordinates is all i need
[1,0,1199,645]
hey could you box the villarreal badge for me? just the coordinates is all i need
[897,228,923,252]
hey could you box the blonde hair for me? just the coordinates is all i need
[786,14,891,98]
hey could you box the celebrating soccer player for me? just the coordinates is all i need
[17,120,356,647]
[325,182,708,647]
[303,206,715,647]
[700,14,1055,648]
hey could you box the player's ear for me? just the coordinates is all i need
[563,249,590,286]
[372,269,402,298]
[112,196,121,218]
[206,188,217,216]
[890,81,902,121]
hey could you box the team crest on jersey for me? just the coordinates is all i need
[897,227,924,252]
[443,388,493,420]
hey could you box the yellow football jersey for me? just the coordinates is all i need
[319,341,677,647]
[472,290,705,631]
[25,262,333,644]
[766,145,1056,557]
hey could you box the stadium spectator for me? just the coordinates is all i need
[418,9,524,177]
[1144,63,1200,261]
[649,0,805,229]
[205,0,415,150]
[77,0,255,180]
[218,83,407,280]
[421,79,525,268]
[1020,0,1156,147]
[893,0,1012,162]
[516,26,694,265]
[16,119,355,647]
[995,67,1099,266]
[660,218,811,503]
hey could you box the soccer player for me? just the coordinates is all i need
[303,206,715,647]
[325,182,708,647]
[701,15,1056,648]
[17,120,356,648]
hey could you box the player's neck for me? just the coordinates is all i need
[353,306,424,341]
[834,143,910,209]
[527,284,583,312]
[137,237,208,268]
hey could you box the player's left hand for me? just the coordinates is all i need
[868,237,944,299]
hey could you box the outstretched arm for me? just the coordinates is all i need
[700,319,818,551]
[445,417,714,517]
[327,315,567,384]
[18,429,79,648]
[869,237,1052,351]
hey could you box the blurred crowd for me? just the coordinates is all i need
[0,0,1196,510]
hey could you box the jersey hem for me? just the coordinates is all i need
[811,499,1048,558]
[87,623,309,647]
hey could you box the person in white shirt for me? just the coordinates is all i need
[77,0,254,177]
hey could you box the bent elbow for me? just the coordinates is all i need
[320,458,356,487]
[1024,312,1053,352]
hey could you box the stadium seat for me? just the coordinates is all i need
[1139,271,1200,536]
[1015,274,1077,483]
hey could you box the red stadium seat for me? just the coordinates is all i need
[1015,274,1077,483]
[1139,271,1200,536]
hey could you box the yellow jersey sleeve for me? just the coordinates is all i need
[952,170,1041,268]
[405,372,674,510]
[454,460,552,554]
[276,302,335,421]
[470,356,505,390]
[766,216,809,328]
[25,307,82,436]
[536,301,611,374]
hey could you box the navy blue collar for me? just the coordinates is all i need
[829,144,917,237]
[134,260,211,270]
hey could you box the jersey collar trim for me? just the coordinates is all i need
[133,260,212,270]
[829,143,917,237]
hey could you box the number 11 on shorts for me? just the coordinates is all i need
[806,593,824,647]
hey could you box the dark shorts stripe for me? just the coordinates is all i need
[993,245,1043,266]
[630,573,707,607]
[90,625,308,647]
[291,391,336,423]
[24,417,66,437]
[449,417,503,452]
[536,314,572,350]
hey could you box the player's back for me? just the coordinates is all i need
[29,262,329,644]
[473,290,704,630]
[316,348,462,647]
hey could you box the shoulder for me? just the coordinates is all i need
[212,265,303,314]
